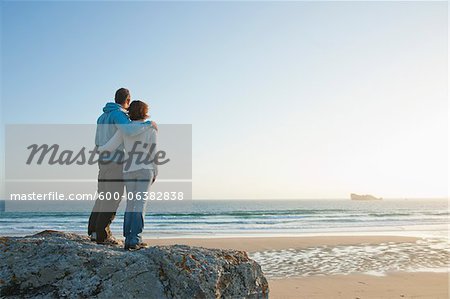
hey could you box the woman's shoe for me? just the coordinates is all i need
[126,242,148,251]
[138,242,148,247]
[127,243,144,251]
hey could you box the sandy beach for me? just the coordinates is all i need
[268,272,449,299]
[146,235,419,252]
[146,235,449,299]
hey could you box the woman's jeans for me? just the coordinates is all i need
[123,169,154,246]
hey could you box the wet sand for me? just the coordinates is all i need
[145,235,449,298]
[145,235,419,253]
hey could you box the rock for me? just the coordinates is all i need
[0,230,269,298]
[350,193,382,200]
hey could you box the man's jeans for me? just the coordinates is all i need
[88,161,124,243]
[123,169,154,246]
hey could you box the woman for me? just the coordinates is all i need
[98,100,157,250]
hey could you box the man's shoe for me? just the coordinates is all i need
[97,237,122,246]
[90,232,97,242]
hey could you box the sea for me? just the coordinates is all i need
[1,199,448,277]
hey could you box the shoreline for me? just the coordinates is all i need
[1,223,447,240]
[145,234,449,298]
[144,235,420,253]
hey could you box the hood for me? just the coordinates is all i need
[102,102,126,113]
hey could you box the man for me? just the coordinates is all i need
[88,88,157,244]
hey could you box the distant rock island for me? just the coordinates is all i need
[350,193,382,201]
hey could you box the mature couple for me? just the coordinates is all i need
[88,88,158,250]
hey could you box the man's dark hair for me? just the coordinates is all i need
[115,88,130,105]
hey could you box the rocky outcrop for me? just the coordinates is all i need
[0,231,269,298]
[350,193,382,200]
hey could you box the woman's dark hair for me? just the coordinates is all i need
[128,100,149,121]
[115,88,130,105]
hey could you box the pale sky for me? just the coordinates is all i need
[1,1,448,199]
